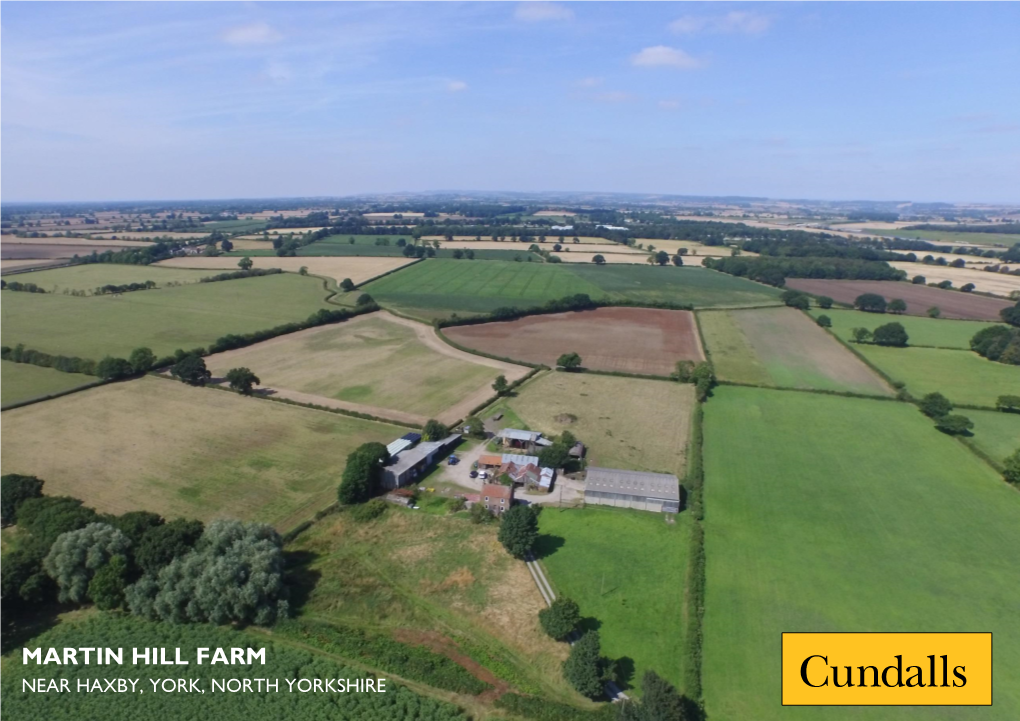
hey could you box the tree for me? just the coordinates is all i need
[816,315,832,328]
[539,597,581,640]
[935,414,974,435]
[170,354,211,386]
[497,505,538,558]
[493,375,510,395]
[107,510,163,545]
[226,367,260,394]
[16,496,99,548]
[469,502,492,524]
[655,251,670,266]
[356,293,374,306]
[96,356,134,380]
[453,249,464,259]
[340,278,355,292]
[996,395,1020,413]
[961,283,976,293]
[851,327,872,344]
[134,518,204,574]
[780,289,810,311]
[125,520,289,626]
[299,266,308,276]
[872,322,909,347]
[919,392,952,419]
[465,249,475,260]
[238,256,253,271]
[671,254,684,266]
[912,275,927,285]
[593,254,606,265]
[337,442,389,504]
[1,474,44,526]
[692,362,715,402]
[816,295,834,309]
[88,554,129,610]
[220,238,234,252]
[557,352,582,371]
[563,630,606,699]
[888,298,907,314]
[927,306,941,318]
[463,415,486,439]
[617,670,698,721]
[422,419,449,441]
[128,346,156,373]
[1003,449,1020,485]
[1001,302,1020,328]
[854,293,887,313]
[44,523,131,603]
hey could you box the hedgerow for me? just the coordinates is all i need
[494,693,615,721]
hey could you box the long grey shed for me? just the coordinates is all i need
[583,467,681,513]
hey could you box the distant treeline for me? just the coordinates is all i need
[1,280,47,294]
[435,293,694,329]
[199,268,282,283]
[705,256,906,286]
[1,344,97,376]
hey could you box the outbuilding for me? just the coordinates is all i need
[583,467,681,513]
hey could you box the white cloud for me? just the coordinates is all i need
[631,46,704,70]
[658,99,681,110]
[447,80,468,92]
[670,11,771,36]
[223,22,282,46]
[264,61,292,84]
[575,77,603,88]
[515,2,574,23]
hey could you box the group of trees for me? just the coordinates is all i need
[674,361,715,401]
[1,343,99,377]
[918,392,973,436]
[2,280,48,293]
[537,430,580,471]
[497,505,539,558]
[705,256,905,287]
[557,352,583,371]
[850,322,909,347]
[970,325,1020,365]
[337,442,390,505]
[853,293,906,314]
[3,477,284,628]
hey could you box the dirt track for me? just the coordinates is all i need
[785,279,1012,321]
[445,307,704,377]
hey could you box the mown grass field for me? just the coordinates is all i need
[0,273,333,359]
[703,386,1020,721]
[699,308,891,395]
[812,308,1003,349]
[495,372,694,475]
[363,260,782,319]
[866,228,1020,246]
[966,409,1020,466]
[855,345,1020,408]
[288,506,577,702]
[5,263,223,294]
[535,507,690,696]
[0,361,95,407]
[204,315,502,418]
[0,377,403,530]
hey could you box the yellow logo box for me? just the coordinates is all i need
[782,633,992,706]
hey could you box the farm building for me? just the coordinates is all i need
[480,483,514,515]
[583,467,682,513]
[496,428,552,453]
[381,433,461,489]
[478,452,555,490]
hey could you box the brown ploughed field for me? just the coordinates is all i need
[785,279,1012,321]
[444,307,704,376]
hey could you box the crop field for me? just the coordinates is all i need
[431,241,646,255]
[0,361,95,407]
[631,239,755,257]
[889,262,1020,297]
[0,272,333,359]
[569,264,783,308]
[204,313,528,424]
[703,387,1020,721]
[497,372,694,475]
[227,244,544,261]
[699,307,892,395]
[289,506,573,699]
[446,307,704,376]
[786,279,1012,320]
[535,506,691,695]
[0,376,403,530]
[966,409,1020,466]
[855,345,1020,408]
[7,263,224,293]
[156,255,413,286]
[0,243,142,260]
[811,308,1003,349]
[1,235,155,247]
[546,252,647,264]
[202,218,268,232]
[421,235,613,245]
[0,258,69,273]
[866,228,1020,246]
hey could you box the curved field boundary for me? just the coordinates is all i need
[0,377,108,412]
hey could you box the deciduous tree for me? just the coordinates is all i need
[539,597,581,640]
[226,367,260,394]
[44,523,131,603]
[497,505,538,558]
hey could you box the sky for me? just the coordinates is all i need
[2,1,1019,204]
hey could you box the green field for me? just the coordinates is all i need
[0,360,95,407]
[703,386,1020,721]
[966,409,1020,466]
[1,273,333,359]
[1,376,402,529]
[855,345,1020,408]
[363,260,782,318]
[203,218,268,232]
[535,507,691,695]
[867,228,1020,246]
[813,308,1003,349]
[698,308,891,395]
[231,244,544,261]
[2,613,466,721]
[5,263,223,294]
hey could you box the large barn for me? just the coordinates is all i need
[583,467,682,513]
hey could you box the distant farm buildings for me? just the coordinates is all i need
[550,225,574,231]
[496,428,552,454]
[584,467,681,513]
[381,432,461,489]
[479,451,555,491]
[480,483,514,515]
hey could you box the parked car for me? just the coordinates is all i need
[478,471,488,480]
[469,470,478,479]
[448,455,459,465]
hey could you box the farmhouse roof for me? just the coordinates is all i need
[481,483,513,500]
[584,467,680,502]
[498,428,541,443]
[502,453,540,466]
[540,467,555,488]
[479,454,504,466]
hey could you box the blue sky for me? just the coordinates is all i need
[2,2,1019,203]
